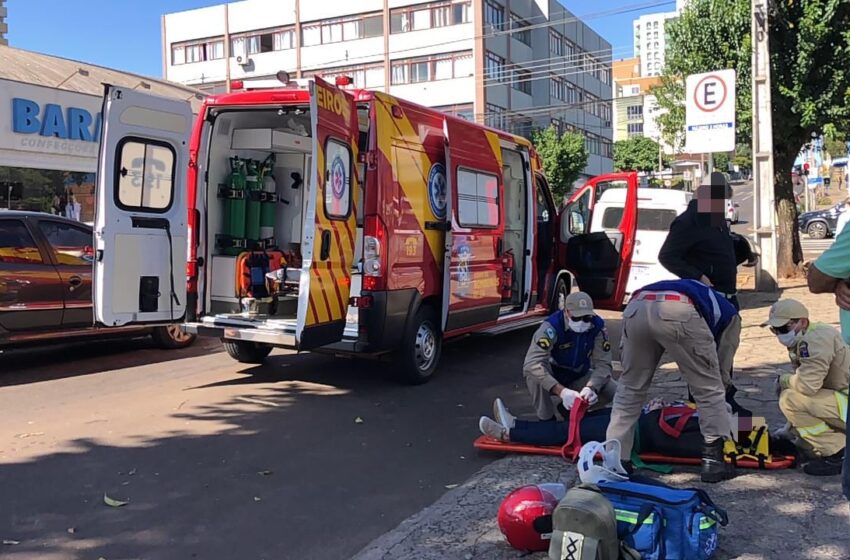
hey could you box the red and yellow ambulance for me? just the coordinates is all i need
[92,77,638,383]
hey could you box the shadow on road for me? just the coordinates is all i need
[0,336,224,388]
[0,327,543,560]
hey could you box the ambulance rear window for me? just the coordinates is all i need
[324,138,352,220]
[114,138,175,213]
[457,168,499,228]
[601,206,677,231]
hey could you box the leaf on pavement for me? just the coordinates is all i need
[103,493,129,507]
[15,432,44,439]
[67,528,76,535]
[2,540,20,545]
[354,417,364,424]
[257,470,273,476]
[128,468,137,476]
[253,496,262,502]
[445,484,459,489]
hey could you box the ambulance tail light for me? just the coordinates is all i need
[363,215,386,291]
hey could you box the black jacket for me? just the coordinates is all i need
[658,200,749,295]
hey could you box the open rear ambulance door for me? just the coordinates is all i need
[296,77,359,350]
[441,118,504,332]
[559,172,638,309]
[93,86,193,327]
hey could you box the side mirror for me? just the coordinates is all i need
[569,211,585,235]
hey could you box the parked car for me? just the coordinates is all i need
[0,211,195,350]
[726,199,740,224]
[797,203,847,239]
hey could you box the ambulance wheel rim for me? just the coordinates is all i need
[415,323,437,370]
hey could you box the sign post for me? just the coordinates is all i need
[686,69,737,158]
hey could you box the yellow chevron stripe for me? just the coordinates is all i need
[375,93,443,268]
[310,142,331,325]
[484,130,503,170]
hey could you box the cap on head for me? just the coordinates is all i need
[761,299,809,328]
[564,291,594,317]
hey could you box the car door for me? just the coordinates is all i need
[35,218,96,328]
[441,117,504,332]
[559,173,638,309]
[295,77,359,350]
[93,86,193,327]
[0,218,64,332]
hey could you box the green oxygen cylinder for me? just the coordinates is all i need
[259,154,276,243]
[245,159,262,245]
[225,156,247,256]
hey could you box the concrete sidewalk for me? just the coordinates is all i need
[353,283,850,560]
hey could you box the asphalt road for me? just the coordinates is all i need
[0,320,623,560]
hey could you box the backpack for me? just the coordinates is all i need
[597,478,728,560]
[548,484,639,560]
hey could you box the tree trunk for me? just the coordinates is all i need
[773,146,804,277]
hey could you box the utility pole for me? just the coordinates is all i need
[751,0,778,291]
[224,4,231,93]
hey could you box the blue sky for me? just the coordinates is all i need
[6,0,674,79]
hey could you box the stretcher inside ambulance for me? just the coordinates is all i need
[91,78,640,384]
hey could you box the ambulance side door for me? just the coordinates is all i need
[93,86,193,326]
[296,77,359,350]
[441,118,504,332]
[559,172,638,309]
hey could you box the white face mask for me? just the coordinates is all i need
[568,317,592,333]
[776,323,803,348]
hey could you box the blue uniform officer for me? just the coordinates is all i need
[522,291,617,420]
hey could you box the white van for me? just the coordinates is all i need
[590,188,692,297]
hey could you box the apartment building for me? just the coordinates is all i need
[161,0,614,178]
[611,57,659,142]
[0,0,8,46]
[631,0,688,77]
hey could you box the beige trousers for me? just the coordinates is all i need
[779,387,847,456]
[606,298,732,458]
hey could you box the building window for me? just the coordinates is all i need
[230,27,295,55]
[550,30,564,56]
[566,83,576,104]
[485,0,505,31]
[486,103,506,130]
[627,123,644,137]
[601,138,613,159]
[512,66,531,95]
[627,105,643,119]
[510,14,531,46]
[435,103,474,121]
[171,38,225,65]
[551,76,566,101]
[390,51,473,85]
[391,1,470,33]
[564,40,575,59]
[485,51,505,82]
[551,118,563,134]
[302,13,383,46]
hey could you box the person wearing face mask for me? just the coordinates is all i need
[606,278,739,483]
[762,299,849,476]
[521,292,616,422]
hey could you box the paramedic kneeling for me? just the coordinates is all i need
[763,299,848,476]
[523,292,616,421]
[606,279,737,483]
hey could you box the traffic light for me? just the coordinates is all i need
[803,162,810,176]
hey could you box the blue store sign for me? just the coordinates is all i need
[12,98,102,142]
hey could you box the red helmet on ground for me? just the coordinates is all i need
[497,484,564,552]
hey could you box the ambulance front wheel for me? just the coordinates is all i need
[396,306,442,385]
[223,340,273,364]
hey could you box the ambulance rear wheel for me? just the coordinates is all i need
[223,340,273,364]
[396,306,442,385]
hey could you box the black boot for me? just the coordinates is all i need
[701,438,730,483]
[803,449,845,476]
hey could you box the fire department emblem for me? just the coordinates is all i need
[330,156,346,199]
[427,163,447,220]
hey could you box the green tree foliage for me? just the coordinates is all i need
[652,0,850,276]
[824,136,848,159]
[532,126,588,202]
[613,136,667,172]
[733,143,753,170]
[713,152,732,172]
